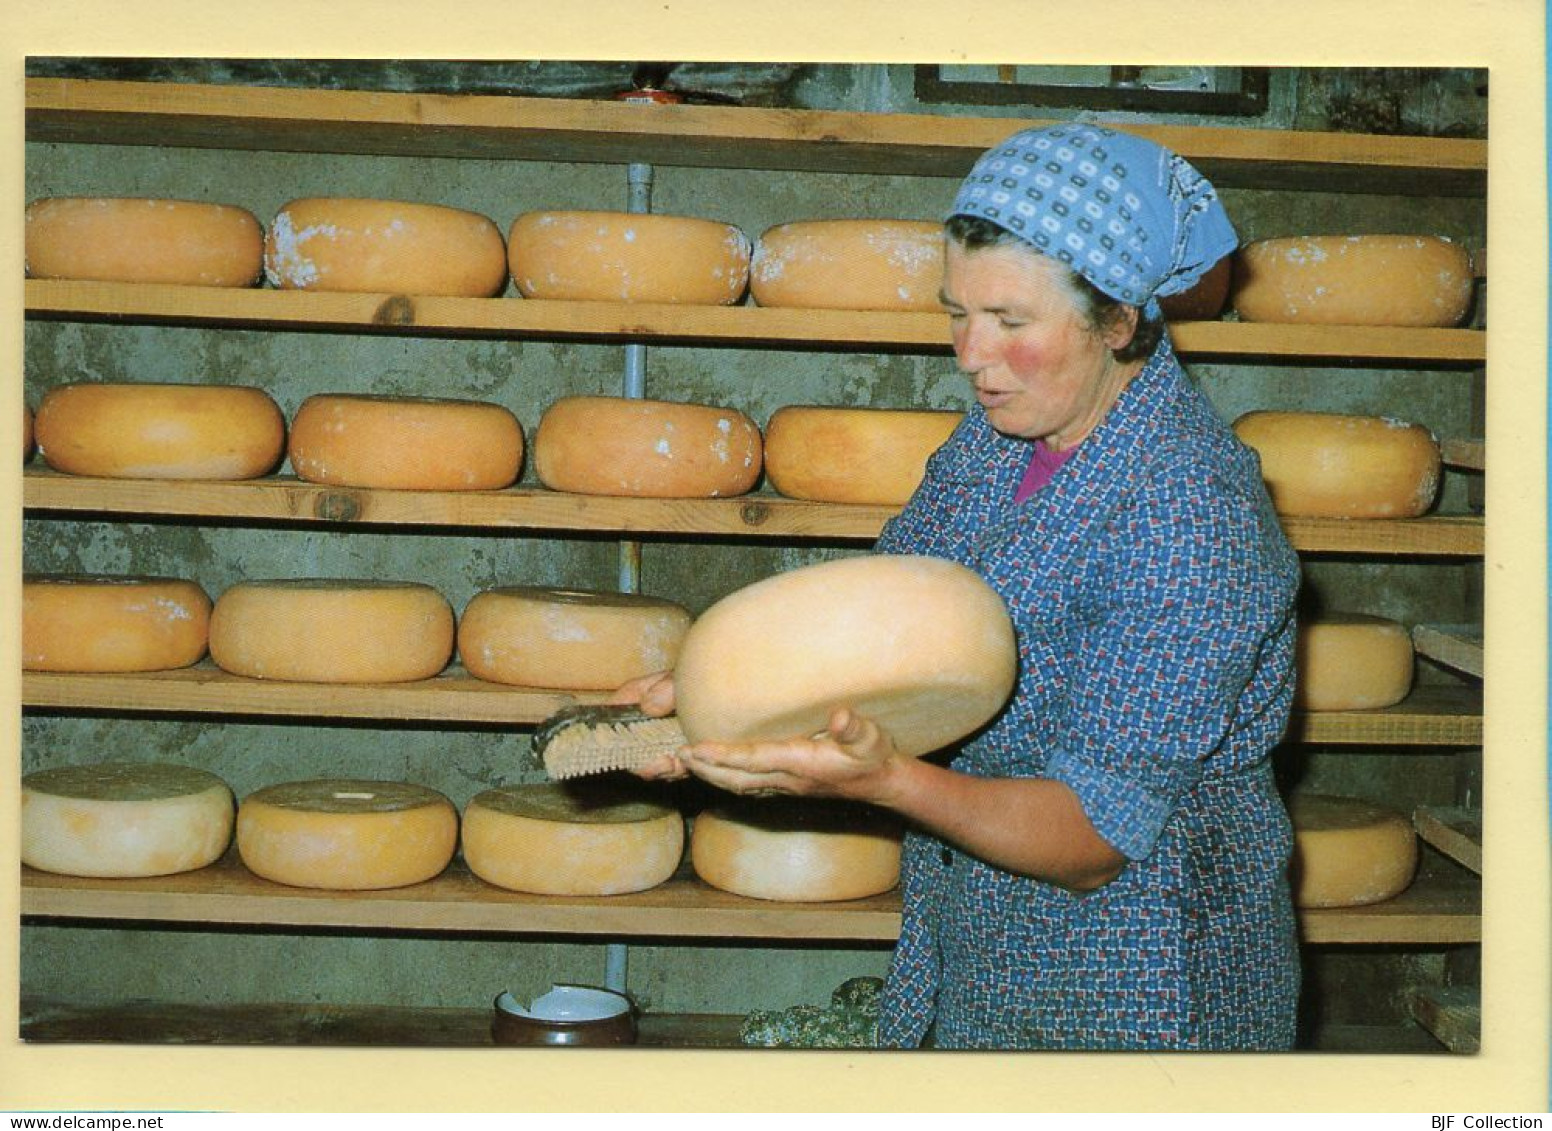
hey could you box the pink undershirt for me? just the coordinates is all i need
[1013,440,1076,503]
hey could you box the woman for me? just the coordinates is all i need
[620,124,1302,1051]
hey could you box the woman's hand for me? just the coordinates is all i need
[607,671,686,781]
[677,706,908,805]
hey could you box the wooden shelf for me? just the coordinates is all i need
[1285,684,1482,746]
[1442,438,1486,471]
[1410,986,1481,1053]
[25,77,1487,195]
[1414,805,1484,874]
[1413,623,1485,679]
[24,280,1488,364]
[22,853,1477,945]
[23,470,1485,555]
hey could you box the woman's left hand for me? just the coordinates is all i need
[677,706,905,805]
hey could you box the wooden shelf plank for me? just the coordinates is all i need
[24,280,1488,364]
[22,854,1476,945]
[1413,623,1485,679]
[1410,986,1481,1053]
[1286,684,1482,746]
[24,77,1487,194]
[21,663,593,724]
[22,471,1485,556]
[1442,438,1486,471]
[1414,805,1484,875]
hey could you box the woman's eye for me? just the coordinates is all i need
[997,317,1027,330]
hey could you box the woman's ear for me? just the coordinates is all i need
[1102,304,1141,351]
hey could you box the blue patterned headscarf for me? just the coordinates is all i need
[949,123,1237,316]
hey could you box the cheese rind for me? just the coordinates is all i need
[462,782,685,895]
[1232,235,1474,327]
[674,554,1016,756]
[24,574,212,673]
[690,800,902,902]
[750,220,945,312]
[533,395,763,498]
[237,778,458,890]
[1288,792,1419,908]
[1233,410,1441,519]
[25,197,264,287]
[508,210,751,304]
[22,762,234,878]
[209,580,454,683]
[35,382,286,480]
[460,586,692,690]
[764,406,962,506]
[1295,613,1415,711]
[264,198,508,296]
[288,393,524,491]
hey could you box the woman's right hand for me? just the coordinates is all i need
[607,671,686,780]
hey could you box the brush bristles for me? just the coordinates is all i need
[540,715,688,780]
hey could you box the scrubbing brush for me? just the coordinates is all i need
[533,704,688,780]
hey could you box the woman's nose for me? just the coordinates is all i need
[953,317,992,373]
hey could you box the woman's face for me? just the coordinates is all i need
[940,240,1139,450]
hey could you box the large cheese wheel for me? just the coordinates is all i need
[288,394,524,491]
[265,198,507,296]
[35,382,286,480]
[533,395,762,498]
[237,778,457,890]
[750,220,945,312]
[690,799,902,902]
[1295,613,1414,711]
[764,406,962,506]
[25,197,264,287]
[1159,255,1233,321]
[462,782,684,895]
[1232,235,1474,327]
[1288,793,1418,908]
[509,211,751,305]
[209,580,454,683]
[459,586,692,690]
[24,574,211,673]
[675,554,1016,756]
[22,762,234,878]
[1233,410,1441,519]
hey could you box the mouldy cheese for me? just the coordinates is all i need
[1232,235,1473,327]
[533,395,762,498]
[1288,792,1418,908]
[764,406,962,506]
[1232,410,1441,519]
[237,778,457,890]
[264,198,508,296]
[25,197,264,287]
[674,554,1016,757]
[508,210,751,304]
[288,393,524,491]
[22,762,234,878]
[691,798,903,902]
[209,580,454,683]
[462,782,684,895]
[459,586,692,690]
[750,220,945,312]
[24,574,211,673]
[35,382,286,481]
[1295,613,1415,711]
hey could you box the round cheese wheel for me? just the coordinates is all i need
[462,782,684,895]
[25,197,264,287]
[675,554,1016,756]
[1288,793,1418,908]
[288,393,524,491]
[34,382,286,480]
[24,574,211,673]
[209,580,454,683]
[1158,255,1233,321]
[750,220,945,312]
[459,586,692,690]
[690,799,902,902]
[533,395,762,499]
[264,198,508,296]
[509,210,751,304]
[22,762,234,878]
[1232,235,1474,327]
[237,778,457,890]
[1295,613,1415,711]
[1233,410,1441,519]
[764,406,962,506]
